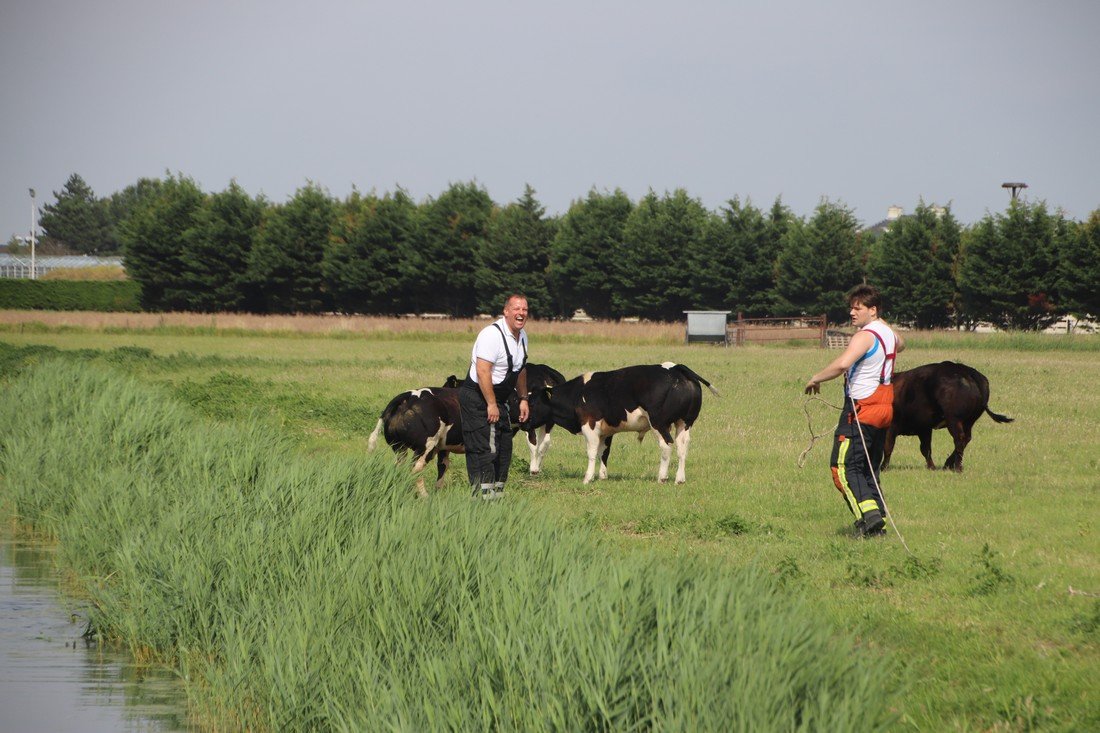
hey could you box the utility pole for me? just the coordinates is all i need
[29,188,37,279]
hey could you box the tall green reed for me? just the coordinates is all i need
[1,357,900,731]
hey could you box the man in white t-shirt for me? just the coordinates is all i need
[805,285,905,537]
[460,294,529,499]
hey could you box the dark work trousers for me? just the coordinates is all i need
[460,383,513,497]
[829,399,887,522]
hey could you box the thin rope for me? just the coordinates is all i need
[851,406,913,555]
[797,395,843,468]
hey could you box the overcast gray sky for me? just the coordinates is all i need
[2,0,1098,243]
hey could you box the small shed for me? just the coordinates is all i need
[683,310,731,345]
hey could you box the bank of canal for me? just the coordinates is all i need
[0,524,194,732]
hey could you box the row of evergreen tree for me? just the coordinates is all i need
[26,173,1100,328]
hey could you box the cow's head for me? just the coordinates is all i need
[505,389,522,434]
[521,384,555,431]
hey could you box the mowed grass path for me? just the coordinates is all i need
[2,324,1098,731]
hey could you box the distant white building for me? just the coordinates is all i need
[861,204,946,235]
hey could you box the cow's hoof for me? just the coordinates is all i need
[658,478,668,484]
[529,469,540,475]
[675,478,686,485]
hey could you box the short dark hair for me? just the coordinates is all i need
[847,284,882,312]
[503,293,528,310]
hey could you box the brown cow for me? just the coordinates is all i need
[883,361,1013,472]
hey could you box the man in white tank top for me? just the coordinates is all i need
[805,285,905,537]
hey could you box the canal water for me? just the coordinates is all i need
[0,526,194,732]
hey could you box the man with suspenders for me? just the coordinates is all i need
[460,294,530,499]
[805,285,905,536]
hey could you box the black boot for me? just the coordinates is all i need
[860,510,885,537]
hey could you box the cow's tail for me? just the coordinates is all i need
[671,364,720,396]
[968,364,1013,424]
[367,418,384,450]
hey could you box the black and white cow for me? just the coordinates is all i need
[522,363,566,474]
[525,362,718,484]
[368,375,526,494]
[368,377,463,495]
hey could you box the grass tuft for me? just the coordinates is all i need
[969,543,1016,596]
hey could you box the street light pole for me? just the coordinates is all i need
[29,188,37,279]
[1001,182,1028,201]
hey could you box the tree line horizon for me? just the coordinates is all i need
[15,172,1100,329]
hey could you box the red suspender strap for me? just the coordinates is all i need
[868,329,896,384]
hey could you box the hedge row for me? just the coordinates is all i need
[0,279,141,312]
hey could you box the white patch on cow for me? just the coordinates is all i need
[597,407,650,436]
[582,372,593,383]
[410,388,430,397]
[662,361,677,369]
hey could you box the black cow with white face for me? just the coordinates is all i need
[522,363,566,474]
[884,361,1013,472]
[525,362,718,484]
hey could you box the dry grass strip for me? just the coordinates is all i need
[0,310,685,342]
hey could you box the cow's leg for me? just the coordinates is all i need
[538,427,552,472]
[674,422,691,484]
[655,426,675,482]
[435,451,450,489]
[412,422,447,497]
[918,430,935,469]
[944,419,971,472]
[528,426,550,474]
[411,449,431,497]
[882,427,897,470]
[581,424,602,484]
[598,435,613,480]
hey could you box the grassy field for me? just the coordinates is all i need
[1,316,1097,731]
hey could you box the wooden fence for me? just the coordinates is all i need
[727,313,829,347]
